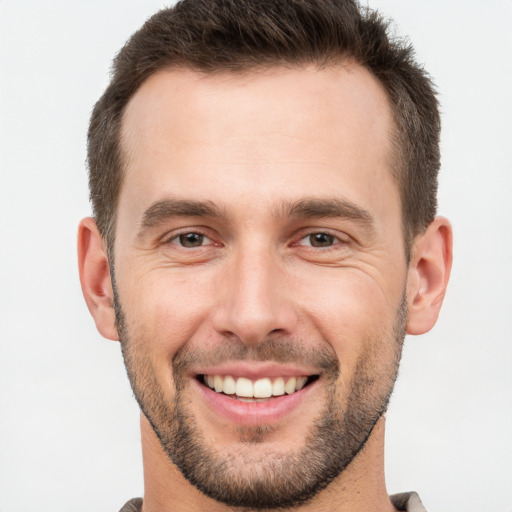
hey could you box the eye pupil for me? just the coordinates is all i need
[310,233,334,247]
[179,233,204,248]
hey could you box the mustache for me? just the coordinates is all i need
[172,337,340,382]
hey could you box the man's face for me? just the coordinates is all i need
[114,65,408,508]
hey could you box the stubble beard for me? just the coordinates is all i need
[115,288,407,509]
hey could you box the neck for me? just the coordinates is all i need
[140,414,397,512]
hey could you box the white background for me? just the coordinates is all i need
[0,1,510,511]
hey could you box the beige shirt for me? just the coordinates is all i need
[119,492,428,511]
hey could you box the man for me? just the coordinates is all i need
[78,0,452,510]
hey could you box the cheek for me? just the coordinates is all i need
[294,267,401,372]
[121,269,216,360]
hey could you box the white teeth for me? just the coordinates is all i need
[253,378,272,398]
[214,375,223,393]
[296,376,308,390]
[223,375,236,395]
[272,377,285,396]
[235,377,254,398]
[284,377,297,394]
[204,374,311,398]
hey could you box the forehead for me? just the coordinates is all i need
[121,64,395,162]
[118,64,398,229]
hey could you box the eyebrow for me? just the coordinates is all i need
[137,196,375,237]
[138,199,225,235]
[277,198,375,227]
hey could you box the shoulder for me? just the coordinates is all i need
[118,497,143,512]
[390,492,428,512]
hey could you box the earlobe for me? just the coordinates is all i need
[406,217,453,335]
[77,217,119,341]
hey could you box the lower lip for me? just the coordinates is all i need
[193,378,318,426]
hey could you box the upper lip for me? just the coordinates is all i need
[191,361,320,380]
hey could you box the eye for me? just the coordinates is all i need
[170,232,212,248]
[298,232,339,248]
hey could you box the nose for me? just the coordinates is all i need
[211,248,298,345]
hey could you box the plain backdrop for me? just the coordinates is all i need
[0,1,511,511]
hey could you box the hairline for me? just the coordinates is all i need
[105,61,413,264]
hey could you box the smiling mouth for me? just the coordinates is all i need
[198,374,320,402]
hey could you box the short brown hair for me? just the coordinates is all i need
[88,0,440,256]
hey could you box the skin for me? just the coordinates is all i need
[78,64,452,511]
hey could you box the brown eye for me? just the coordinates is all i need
[307,233,336,247]
[174,232,207,248]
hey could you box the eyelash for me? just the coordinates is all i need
[166,230,216,248]
[164,229,347,251]
[294,231,347,250]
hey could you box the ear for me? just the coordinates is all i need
[406,217,453,335]
[77,217,119,341]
